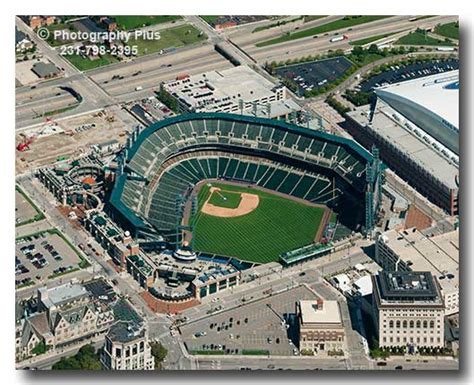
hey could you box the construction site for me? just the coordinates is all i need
[15,107,136,174]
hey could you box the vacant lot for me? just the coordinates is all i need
[126,24,207,56]
[113,16,182,30]
[192,182,325,264]
[15,186,44,226]
[64,52,120,71]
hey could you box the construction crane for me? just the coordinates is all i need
[16,117,57,152]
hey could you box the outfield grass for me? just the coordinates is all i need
[126,24,206,56]
[349,31,399,46]
[396,31,454,46]
[256,16,391,47]
[192,183,325,264]
[208,190,242,209]
[434,22,459,40]
[113,16,181,30]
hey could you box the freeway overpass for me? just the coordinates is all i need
[15,15,457,130]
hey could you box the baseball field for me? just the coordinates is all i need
[190,182,327,264]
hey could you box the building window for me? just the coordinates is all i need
[402,321,407,328]
[416,320,421,328]
[430,320,435,328]
[409,320,414,328]
[389,320,394,328]
[396,321,401,328]
[423,320,428,328]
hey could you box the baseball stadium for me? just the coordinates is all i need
[108,113,382,266]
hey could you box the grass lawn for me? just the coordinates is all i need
[208,190,242,209]
[349,31,399,46]
[396,31,454,46]
[64,53,120,71]
[113,16,182,30]
[253,17,303,33]
[303,16,326,23]
[45,23,78,47]
[15,186,45,227]
[192,183,325,264]
[434,22,459,40]
[127,24,206,56]
[256,16,391,47]
[200,16,220,24]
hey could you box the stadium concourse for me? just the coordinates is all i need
[108,112,382,263]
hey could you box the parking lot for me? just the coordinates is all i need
[275,56,354,95]
[15,230,84,288]
[359,58,459,92]
[15,188,43,226]
[180,285,318,356]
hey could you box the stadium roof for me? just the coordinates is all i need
[376,70,459,130]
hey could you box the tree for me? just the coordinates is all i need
[150,342,168,369]
[351,46,364,57]
[53,344,102,370]
[368,44,380,55]
[31,341,48,356]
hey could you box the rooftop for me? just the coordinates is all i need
[107,321,145,343]
[379,228,459,294]
[39,282,89,308]
[32,62,60,78]
[376,70,459,130]
[113,298,143,324]
[164,65,287,114]
[299,300,342,325]
[348,102,458,190]
[375,271,441,302]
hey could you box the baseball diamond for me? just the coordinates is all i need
[187,181,327,263]
[108,113,378,262]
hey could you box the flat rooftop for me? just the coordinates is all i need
[164,65,287,113]
[299,300,342,325]
[348,102,458,190]
[107,321,145,344]
[376,70,459,130]
[375,271,441,303]
[40,282,88,308]
[379,228,459,293]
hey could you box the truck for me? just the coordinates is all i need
[329,35,348,43]
[436,47,455,52]
[135,86,143,91]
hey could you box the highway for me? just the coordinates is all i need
[245,15,458,62]
[15,15,457,130]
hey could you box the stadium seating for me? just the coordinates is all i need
[111,113,372,238]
